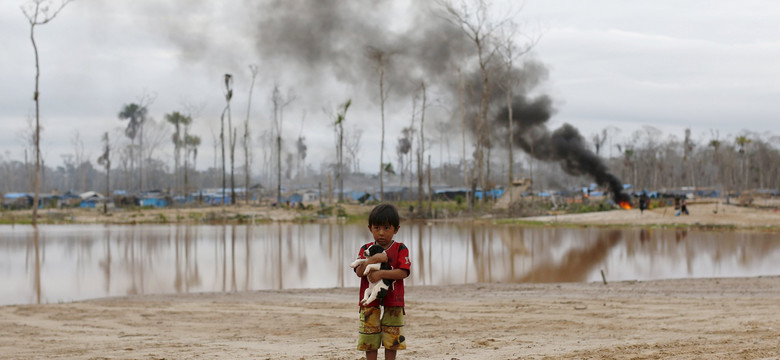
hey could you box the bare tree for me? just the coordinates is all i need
[271,84,295,204]
[433,119,452,168]
[497,18,539,204]
[244,65,259,201]
[20,117,37,193]
[417,82,427,212]
[210,125,219,181]
[457,67,469,193]
[330,99,352,203]
[22,0,72,225]
[440,0,514,204]
[97,132,110,214]
[707,130,723,187]
[181,102,204,195]
[226,75,239,205]
[71,130,87,191]
[366,47,392,201]
[296,112,308,179]
[397,126,414,189]
[184,133,201,195]
[408,92,419,199]
[259,129,274,190]
[591,129,608,157]
[220,74,233,206]
[139,116,170,178]
[345,126,363,173]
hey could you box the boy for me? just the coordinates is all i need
[354,203,410,360]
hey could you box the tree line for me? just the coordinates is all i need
[14,0,778,225]
[3,124,777,198]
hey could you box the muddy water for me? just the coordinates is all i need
[1,224,778,305]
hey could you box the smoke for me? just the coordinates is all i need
[493,91,630,203]
[296,136,307,160]
[151,0,628,201]
[248,0,473,96]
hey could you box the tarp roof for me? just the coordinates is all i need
[79,191,104,199]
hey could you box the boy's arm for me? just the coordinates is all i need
[367,268,409,283]
[354,253,389,278]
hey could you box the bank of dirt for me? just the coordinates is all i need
[518,201,780,231]
[4,200,780,231]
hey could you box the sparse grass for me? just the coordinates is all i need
[0,200,778,232]
[565,201,614,213]
[233,213,251,224]
[156,213,168,223]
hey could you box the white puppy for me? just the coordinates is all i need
[350,244,393,305]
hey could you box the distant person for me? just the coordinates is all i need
[681,198,689,215]
[674,195,681,216]
[639,193,649,214]
[352,203,411,360]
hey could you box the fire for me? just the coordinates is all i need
[619,201,632,210]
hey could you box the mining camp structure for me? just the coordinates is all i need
[494,178,532,210]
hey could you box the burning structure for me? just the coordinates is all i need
[493,96,633,207]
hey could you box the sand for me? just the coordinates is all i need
[1,276,779,359]
[2,201,780,359]
[522,201,780,229]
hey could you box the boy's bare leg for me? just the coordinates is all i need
[385,349,397,360]
[366,350,378,360]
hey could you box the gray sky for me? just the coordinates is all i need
[2,0,779,176]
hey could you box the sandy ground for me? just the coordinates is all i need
[522,201,780,230]
[3,201,779,359]
[1,277,778,359]
[7,199,779,230]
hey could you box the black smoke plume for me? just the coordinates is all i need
[154,0,629,202]
[494,94,631,204]
[249,0,472,96]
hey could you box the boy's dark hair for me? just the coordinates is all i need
[368,203,400,228]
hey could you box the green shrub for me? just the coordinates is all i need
[337,206,347,217]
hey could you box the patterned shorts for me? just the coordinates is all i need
[357,306,406,351]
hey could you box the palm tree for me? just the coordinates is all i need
[118,103,148,192]
[184,134,201,196]
[165,111,192,197]
[735,135,752,191]
[97,132,110,214]
[334,99,351,203]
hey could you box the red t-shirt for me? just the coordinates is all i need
[356,241,411,307]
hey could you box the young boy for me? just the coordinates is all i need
[354,203,410,360]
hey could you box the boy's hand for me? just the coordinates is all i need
[367,252,388,264]
[367,270,384,283]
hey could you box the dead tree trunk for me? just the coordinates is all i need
[22,0,73,225]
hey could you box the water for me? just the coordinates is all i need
[1,223,779,305]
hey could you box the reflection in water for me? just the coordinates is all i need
[2,223,780,305]
[30,228,41,304]
[518,230,621,283]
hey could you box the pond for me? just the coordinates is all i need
[1,223,778,305]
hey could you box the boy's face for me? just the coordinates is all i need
[368,223,399,248]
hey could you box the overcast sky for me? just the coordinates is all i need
[2,0,779,176]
